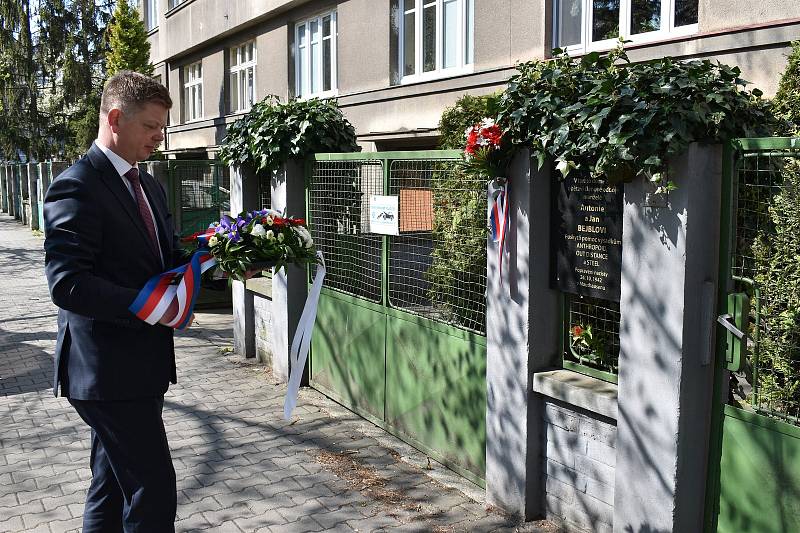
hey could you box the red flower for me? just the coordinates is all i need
[572,325,584,337]
[482,125,503,146]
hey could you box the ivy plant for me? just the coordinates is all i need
[498,43,774,189]
[218,96,359,173]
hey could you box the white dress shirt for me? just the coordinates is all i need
[94,140,164,266]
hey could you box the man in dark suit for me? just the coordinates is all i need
[44,71,185,532]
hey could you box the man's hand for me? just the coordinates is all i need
[158,299,179,326]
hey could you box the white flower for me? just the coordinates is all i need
[265,215,274,226]
[293,225,313,249]
[266,230,275,240]
[251,224,266,237]
[480,117,495,128]
[277,232,285,243]
[208,235,219,247]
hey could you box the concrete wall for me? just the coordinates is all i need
[699,0,800,32]
[544,402,616,533]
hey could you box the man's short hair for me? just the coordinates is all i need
[100,71,172,115]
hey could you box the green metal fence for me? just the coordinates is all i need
[729,138,800,424]
[169,160,230,237]
[308,151,487,333]
[563,296,621,382]
[307,150,488,485]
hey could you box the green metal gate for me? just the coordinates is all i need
[707,138,800,533]
[307,151,487,485]
[168,160,230,237]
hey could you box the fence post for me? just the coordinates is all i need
[20,164,30,225]
[268,159,308,383]
[612,143,722,532]
[230,164,259,359]
[28,162,39,231]
[0,165,7,214]
[485,150,561,519]
[9,166,17,219]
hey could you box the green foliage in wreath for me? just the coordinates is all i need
[424,94,499,332]
[772,40,800,135]
[217,96,359,173]
[751,160,800,414]
[498,42,774,190]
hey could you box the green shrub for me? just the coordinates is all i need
[772,41,800,135]
[217,96,359,173]
[498,44,773,189]
[421,94,501,331]
[751,160,800,413]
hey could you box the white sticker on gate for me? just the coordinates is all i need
[369,195,399,236]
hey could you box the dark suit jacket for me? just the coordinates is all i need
[44,143,187,400]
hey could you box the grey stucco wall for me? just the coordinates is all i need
[700,0,800,32]
[338,0,391,94]
[544,402,616,533]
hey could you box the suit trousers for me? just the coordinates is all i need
[69,397,177,533]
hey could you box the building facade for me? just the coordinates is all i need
[143,0,800,158]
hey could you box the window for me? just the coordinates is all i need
[230,41,256,113]
[295,11,337,99]
[399,0,474,83]
[168,0,185,9]
[143,0,158,30]
[183,62,203,122]
[554,0,698,53]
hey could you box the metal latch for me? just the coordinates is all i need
[718,292,749,372]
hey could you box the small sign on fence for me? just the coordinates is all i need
[369,195,399,235]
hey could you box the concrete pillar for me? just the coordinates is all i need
[230,164,260,359]
[0,165,7,214]
[269,158,308,383]
[613,143,721,532]
[19,165,29,225]
[9,166,18,219]
[485,150,561,519]
[27,163,39,231]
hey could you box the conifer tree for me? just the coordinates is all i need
[773,41,800,134]
[105,0,154,76]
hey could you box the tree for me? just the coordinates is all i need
[105,0,153,76]
[772,41,800,134]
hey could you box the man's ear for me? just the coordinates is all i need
[107,109,124,133]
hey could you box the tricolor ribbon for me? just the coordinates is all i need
[284,251,326,420]
[488,178,510,282]
[129,249,217,330]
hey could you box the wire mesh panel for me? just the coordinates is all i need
[731,146,800,425]
[564,295,621,375]
[388,159,486,334]
[174,161,230,237]
[308,160,383,303]
[258,171,271,210]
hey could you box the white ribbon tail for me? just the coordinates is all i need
[283,252,327,420]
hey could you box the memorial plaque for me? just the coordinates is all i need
[552,172,623,301]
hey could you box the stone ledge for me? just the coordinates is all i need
[533,369,618,421]
[245,276,272,297]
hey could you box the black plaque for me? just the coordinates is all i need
[552,172,623,302]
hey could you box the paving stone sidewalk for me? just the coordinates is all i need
[0,214,558,533]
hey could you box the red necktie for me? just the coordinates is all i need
[124,168,160,259]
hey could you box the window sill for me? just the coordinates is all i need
[165,0,196,19]
[146,26,158,36]
[532,369,618,421]
[400,65,475,86]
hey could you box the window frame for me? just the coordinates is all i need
[553,0,699,54]
[183,61,204,123]
[294,10,338,100]
[230,40,257,114]
[398,0,475,85]
[144,0,158,31]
